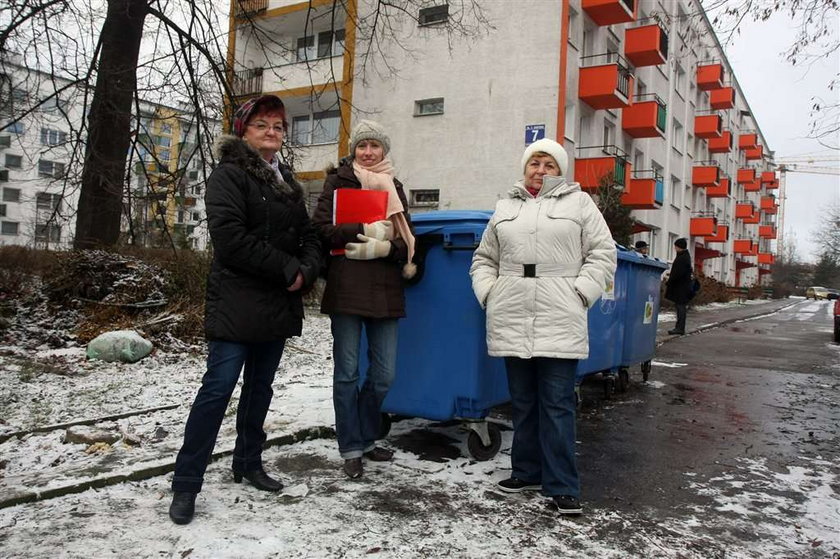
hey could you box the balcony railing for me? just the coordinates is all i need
[234,0,268,18]
[233,68,264,98]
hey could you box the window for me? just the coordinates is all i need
[674,63,685,97]
[0,204,5,217]
[188,170,199,180]
[178,210,185,223]
[603,120,616,146]
[154,135,171,147]
[5,154,22,168]
[40,96,64,113]
[414,98,444,116]
[35,223,60,243]
[160,123,172,134]
[633,150,645,170]
[296,30,345,61]
[0,170,8,182]
[1,221,19,235]
[409,189,440,207]
[40,128,67,146]
[671,118,684,153]
[2,187,20,202]
[36,192,62,212]
[38,159,65,178]
[668,233,678,258]
[635,78,647,98]
[418,5,449,26]
[291,110,340,145]
[158,149,170,163]
[670,176,681,207]
[687,133,694,158]
[192,212,201,221]
[6,121,23,134]
[568,7,581,49]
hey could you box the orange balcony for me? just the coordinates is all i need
[579,54,634,109]
[759,224,777,239]
[692,163,720,187]
[697,62,725,91]
[624,22,668,67]
[622,169,664,209]
[743,210,761,224]
[582,0,636,26]
[574,145,631,192]
[761,171,776,184]
[707,130,732,153]
[738,133,758,150]
[737,168,756,184]
[705,177,730,198]
[765,178,779,190]
[621,94,666,138]
[744,179,761,192]
[758,253,775,265]
[705,224,729,243]
[694,114,722,139]
[709,87,736,110]
[690,215,718,236]
[760,195,778,214]
[745,145,763,161]
[735,201,755,219]
[733,240,759,256]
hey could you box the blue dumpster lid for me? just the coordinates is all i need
[411,210,493,236]
[616,244,669,270]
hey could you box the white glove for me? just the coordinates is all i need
[345,234,392,260]
[362,220,394,241]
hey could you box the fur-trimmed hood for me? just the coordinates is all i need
[213,134,300,198]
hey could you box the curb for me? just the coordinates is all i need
[656,300,800,347]
[0,425,336,509]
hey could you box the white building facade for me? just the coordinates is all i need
[229,0,778,286]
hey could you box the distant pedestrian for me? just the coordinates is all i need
[665,237,692,335]
[168,95,321,525]
[470,138,616,515]
[312,120,417,480]
[633,240,649,256]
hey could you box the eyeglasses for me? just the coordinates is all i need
[248,122,285,134]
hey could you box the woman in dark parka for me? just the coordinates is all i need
[168,95,321,525]
[665,237,692,335]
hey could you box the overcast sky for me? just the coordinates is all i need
[720,7,840,263]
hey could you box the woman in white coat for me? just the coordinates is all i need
[470,138,616,515]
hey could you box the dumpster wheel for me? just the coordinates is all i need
[641,360,652,382]
[617,367,630,393]
[467,422,501,461]
[379,413,392,439]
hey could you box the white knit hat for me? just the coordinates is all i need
[350,120,390,155]
[521,138,568,176]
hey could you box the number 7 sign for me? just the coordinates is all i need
[525,124,545,145]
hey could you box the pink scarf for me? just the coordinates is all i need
[352,158,416,278]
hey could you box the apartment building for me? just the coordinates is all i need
[228,0,778,286]
[0,59,213,251]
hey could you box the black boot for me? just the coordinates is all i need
[233,469,283,492]
[169,491,196,525]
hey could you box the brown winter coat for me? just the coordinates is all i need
[312,159,414,318]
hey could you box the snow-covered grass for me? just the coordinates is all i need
[658,298,775,324]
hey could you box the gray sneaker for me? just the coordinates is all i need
[497,477,542,493]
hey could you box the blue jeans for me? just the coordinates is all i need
[504,357,579,498]
[331,314,399,459]
[172,339,286,493]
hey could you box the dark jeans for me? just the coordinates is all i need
[505,356,579,498]
[675,303,687,332]
[172,339,286,493]
[331,314,399,459]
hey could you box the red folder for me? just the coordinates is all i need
[331,188,389,255]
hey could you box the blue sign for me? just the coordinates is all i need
[525,124,545,145]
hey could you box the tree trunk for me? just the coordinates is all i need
[74,0,149,249]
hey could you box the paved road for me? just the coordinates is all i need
[576,298,839,556]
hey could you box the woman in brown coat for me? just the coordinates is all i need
[312,120,416,479]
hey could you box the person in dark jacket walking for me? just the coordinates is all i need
[665,237,692,335]
[168,95,321,525]
[312,120,416,480]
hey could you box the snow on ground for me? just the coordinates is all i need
[1,305,837,558]
[658,298,771,324]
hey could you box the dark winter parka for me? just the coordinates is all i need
[204,135,321,342]
[311,159,414,318]
[665,249,693,304]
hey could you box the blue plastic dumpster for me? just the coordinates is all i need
[360,210,509,460]
[619,250,668,382]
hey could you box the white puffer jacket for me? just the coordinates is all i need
[470,176,617,359]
